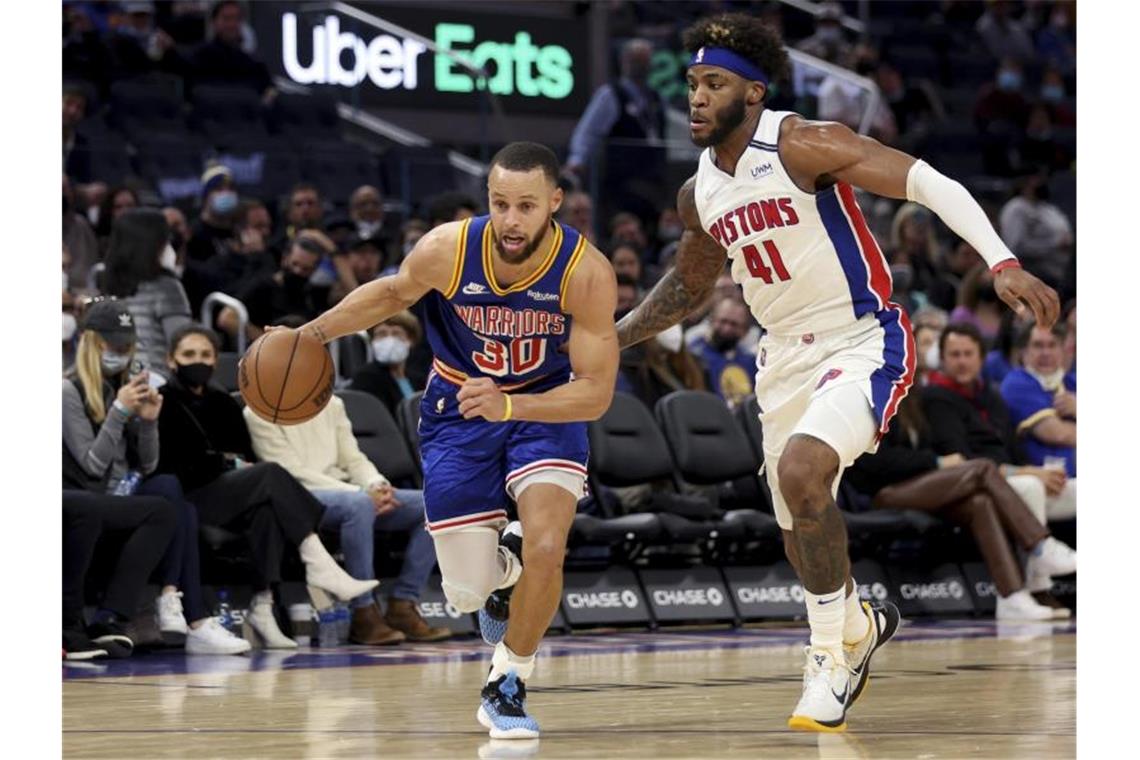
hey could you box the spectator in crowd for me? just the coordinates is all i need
[271,183,326,257]
[655,207,683,249]
[609,243,650,291]
[348,311,427,415]
[949,264,1004,345]
[796,2,851,64]
[1039,66,1075,127]
[684,272,759,353]
[912,319,943,386]
[847,390,1075,621]
[888,203,943,305]
[614,273,640,315]
[929,238,981,313]
[426,191,478,228]
[245,396,452,644]
[690,298,758,410]
[999,172,1073,289]
[923,323,1075,613]
[189,0,275,102]
[107,1,187,80]
[1035,2,1076,75]
[101,209,193,376]
[187,165,240,263]
[874,57,941,155]
[975,0,1036,64]
[607,212,651,256]
[63,489,176,659]
[329,235,385,305]
[1001,323,1076,477]
[64,174,99,292]
[162,207,189,271]
[186,199,277,316]
[349,184,386,240]
[974,58,1030,176]
[63,83,92,183]
[382,219,430,277]
[165,0,211,46]
[983,309,1033,386]
[95,185,140,244]
[63,4,114,98]
[156,324,376,648]
[817,44,897,145]
[221,232,331,342]
[1020,104,1070,173]
[558,190,595,243]
[616,324,707,408]
[566,38,667,227]
[62,301,249,654]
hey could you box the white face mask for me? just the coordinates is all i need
[357,220,382,238]
[101,351,131,375]
[160,243,182,276]
[63,312,77,342]
[655,324,683,354]
[372,336,410,365]
[924,343,940,371]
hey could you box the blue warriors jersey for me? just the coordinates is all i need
[422,215,587,393]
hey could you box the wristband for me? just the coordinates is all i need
[112,399,132,419]
[500,394,513,422]
[990,259,1022,275]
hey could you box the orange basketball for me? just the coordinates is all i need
[239,328,335,425]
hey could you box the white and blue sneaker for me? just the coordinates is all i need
[479,522,523,646]
[477,670,540,739]
[787,648,853,733]
[844,600,901,708]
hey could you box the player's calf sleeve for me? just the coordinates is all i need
[433,525,506,612]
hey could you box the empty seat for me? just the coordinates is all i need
[272,91,341,142]
[110,76,187,139]
[333,332,371,383]
[302,142,381,203]
[395,392,423,459]
[192,85,268,144]
[335,389,421,488]
[213,352,240,393]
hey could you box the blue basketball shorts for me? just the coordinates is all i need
[418,373,589,535]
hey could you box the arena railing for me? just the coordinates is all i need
[200,292,250,355]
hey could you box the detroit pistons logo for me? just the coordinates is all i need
[815,369,843,390]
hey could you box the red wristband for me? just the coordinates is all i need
[990,259,1022,274]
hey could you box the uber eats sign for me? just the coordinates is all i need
[254,2,588,115]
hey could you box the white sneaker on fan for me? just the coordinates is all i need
[1027,537,1076,579]
[186,618,251,655]
[995,589,1055,621]
[156,591,188,635]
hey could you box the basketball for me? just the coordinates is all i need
[238,328,335,425]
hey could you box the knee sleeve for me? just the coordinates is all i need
[433,525,506,613]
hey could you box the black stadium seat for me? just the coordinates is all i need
[192,85,268,145]
[272,91,341,143]
[335,390,421,488]
[213,352,240,393]
[396,392,423,460]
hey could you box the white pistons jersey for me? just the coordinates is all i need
[694,109,895,337]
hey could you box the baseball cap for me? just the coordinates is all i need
[82,299,137,347]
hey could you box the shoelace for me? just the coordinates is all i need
[493,677,528,714]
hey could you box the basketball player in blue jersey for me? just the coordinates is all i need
[616,14,1060,732]
[297,142,618,739]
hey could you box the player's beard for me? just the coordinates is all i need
[494,214,552,265]
[692,97,747,148]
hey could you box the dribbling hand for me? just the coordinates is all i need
[457,377,509,422]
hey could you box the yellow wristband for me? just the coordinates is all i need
[500,394,513,422]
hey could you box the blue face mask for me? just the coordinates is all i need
[1041,84,1065,102]
[997,70,1023,91]
[210,190,239,215]
[101,351,131,376]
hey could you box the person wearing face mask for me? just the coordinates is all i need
[347,311,428,416]
[999,173,1073,289]
[974,58,1031,177]
[974,0,1036,64]
[566,38,668,228]
[187,165,241,263]
[1000,323,1076,479]
[106,1,188,81]
[101,208,193,378]
[156,324,382,647]
[349,185,388,241]
[616,320,707,408]
[689,298,758,410]
[795,3,852,65]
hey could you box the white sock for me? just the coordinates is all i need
[489,641,536,682]
[842,579,870,645]
[804,584,846,659]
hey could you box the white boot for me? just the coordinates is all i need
[995,589,1055,621]
[243,595,298,650]
[299,535,379,607]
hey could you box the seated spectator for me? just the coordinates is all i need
[924,323,1075,613]
[874,58,940,155]
[817,44,897,145]
[949,264,1004,345]
[220,233,330,342]
[161,206,189,276]
[156,324,380,647]
[983,310,1033,386]
[329,235,385,305]
[999,172,1073,289]
[348,311,428,415]
[383,219,430,276]
[63,489,177,659]
[189,0,275,102]
[795,2,851,66]
[106,1,187,81]
[187,165,241,264]
[607,212,651,258]
[62,301,249,655]
[63,5,113,99]
[94,185,141,247]
[609,243,651,291]
[689,298,757,409]
[426,191,478,228]
[349,184,386,241]
[929,238,981,313]
[1039,66,1075,127]
[683,271,759,352]
[975,1,1036,63]
[974,58,1030,176]
[617,325,706,408]
[913,320,943,386]
[64,174,99,293]
[614,273,639,315]
[1019,104,1070,174]
[1001,323,1076,477]
[273,183,330,277]
[847,390,1075,620]
[558,190,594,243]
[888,203,943,306]
[245,395,451,644]
[63,82,92,184]
[1035,3,1075,75]
[102,209,193,376]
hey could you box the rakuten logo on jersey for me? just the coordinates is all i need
[565,590,639,609]
[736,583,805,605]
[899,581,965,601]
[652,587,724,607]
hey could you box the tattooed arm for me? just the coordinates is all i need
[615,176,727,349]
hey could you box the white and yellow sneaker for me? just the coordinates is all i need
[844,600,901,708]
[787,647,853,732]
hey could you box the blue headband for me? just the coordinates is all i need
[688,46,769,85]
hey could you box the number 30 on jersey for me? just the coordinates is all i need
[472,336,546,377]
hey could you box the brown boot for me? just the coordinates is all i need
[385,598,453,642]
[349,603,405,646]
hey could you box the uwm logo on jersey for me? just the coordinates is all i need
[452,303,565,378]
[708,196,801,285]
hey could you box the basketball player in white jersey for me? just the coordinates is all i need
[616,14,1059,732]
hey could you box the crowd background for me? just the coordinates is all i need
[59,0,1078,656]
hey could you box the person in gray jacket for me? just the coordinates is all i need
[100,208,193,378]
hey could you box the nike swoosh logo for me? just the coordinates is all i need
[832,685,849,705]
[816,594,842,605]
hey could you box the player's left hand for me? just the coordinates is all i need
[994,266,1060,328]
[457,377,508,421]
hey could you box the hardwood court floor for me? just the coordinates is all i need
[63,620,1075,759]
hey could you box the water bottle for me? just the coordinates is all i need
[216,590,234,634]
[317,608,338,648]
[335,603,351,644]
[113,470,141,496]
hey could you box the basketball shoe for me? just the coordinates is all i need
[844,600,901,708]
[477,670,540,739]
[787,648,853,732]
[479,522,524,646]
